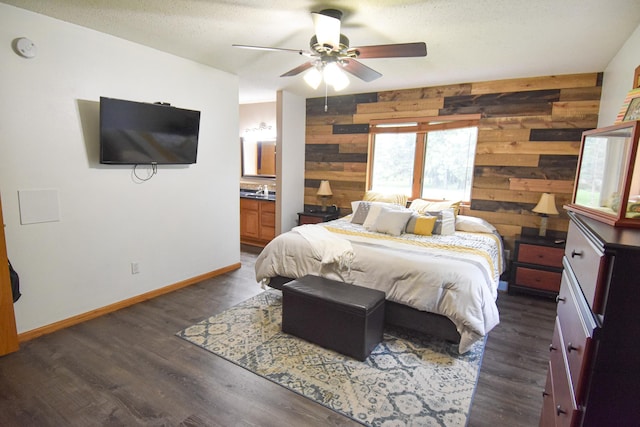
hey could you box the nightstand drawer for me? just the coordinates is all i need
[514,267,561,292]
[517,243,564,268]
[298,211,339,225]
[299,215,323,224]
[510,235,566,298]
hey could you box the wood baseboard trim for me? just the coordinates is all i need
[17,262,241,343]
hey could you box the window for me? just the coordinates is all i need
[368,115,479,201]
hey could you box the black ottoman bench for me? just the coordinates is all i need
[281,275,385,361]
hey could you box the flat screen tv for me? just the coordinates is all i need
[100,97,200,165]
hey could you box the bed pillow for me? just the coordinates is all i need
[409,199,461,216]
[351,201,371,224]
[455,215,497,233]
[363,191,408,207]
[368,206,413,236]
[405,213,437,236]
[427,208,456,235]
[362,202,406,229]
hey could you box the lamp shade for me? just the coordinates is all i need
[317,180,333,196]
[532,193,559,215]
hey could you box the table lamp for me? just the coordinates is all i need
[317,180,333,212]
[532,193,559,237]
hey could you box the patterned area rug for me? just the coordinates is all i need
[176,290,485,426]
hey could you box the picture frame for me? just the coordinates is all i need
[615,87,640,123]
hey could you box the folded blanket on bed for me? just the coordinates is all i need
[293,224,354,270]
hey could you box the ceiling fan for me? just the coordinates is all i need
[233,9,427,91]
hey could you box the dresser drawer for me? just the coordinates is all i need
[549,319,579,427]
[539,366,556,427]
[565,221,607,313]
[557,269,596,404]
[518,243,564,268]
[514,267,562,292]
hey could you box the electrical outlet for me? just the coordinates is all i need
[504,249,511,260]
[131,262,140,274]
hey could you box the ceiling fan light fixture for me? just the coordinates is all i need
[324,62,349,91]
[312,10,341,50]
[234,9,427,95]
[303,66,322,89]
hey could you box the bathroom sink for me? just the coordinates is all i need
[240,190,274,200]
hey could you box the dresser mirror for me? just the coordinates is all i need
[241,138,276,178]
[566,120,640,227]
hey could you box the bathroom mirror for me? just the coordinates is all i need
[241,138,276,178]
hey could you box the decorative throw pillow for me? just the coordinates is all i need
[351,201,371,224]
[455,215,497,233]
[368,207,413,236]
[405,213,437,236]
[363,191,408,207]
[428,208,456,235]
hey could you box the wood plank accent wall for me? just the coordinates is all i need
[305,72,602,249]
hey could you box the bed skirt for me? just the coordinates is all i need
[266,275,461,344]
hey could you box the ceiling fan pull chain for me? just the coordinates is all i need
[324,80,328,112]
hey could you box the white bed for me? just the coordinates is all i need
[255,204,504,354]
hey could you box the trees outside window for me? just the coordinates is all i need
[368,116,478,201]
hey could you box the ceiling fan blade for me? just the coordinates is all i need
[348,42,427,59]
[341,59,382,82]
[280,61,315,77]
[232,44,314,57]
[311,9,342,48]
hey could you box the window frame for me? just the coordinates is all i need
[367,114,481,201]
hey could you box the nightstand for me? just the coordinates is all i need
[509,234,565,297]
[298,211,339,225]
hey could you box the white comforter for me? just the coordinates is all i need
[255,218,503,353]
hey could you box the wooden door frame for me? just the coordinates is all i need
[0,195,19,355]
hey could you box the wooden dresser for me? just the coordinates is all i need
[540,212,640,426]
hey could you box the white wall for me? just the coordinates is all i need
[0,4,240,334]
[276,91,306,234]
[599,23,640,126]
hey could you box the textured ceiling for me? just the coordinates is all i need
[3,0,640,103]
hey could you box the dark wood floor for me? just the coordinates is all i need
[0,246,556,426]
